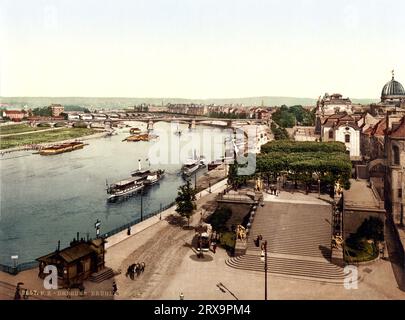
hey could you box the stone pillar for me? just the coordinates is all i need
[147,120,154,131]
[189,119,196,129]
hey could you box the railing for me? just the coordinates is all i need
[100,201,175,238]
[0,261,39,275]
[0,201,176,275]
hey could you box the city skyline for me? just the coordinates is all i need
[1,0,404,99]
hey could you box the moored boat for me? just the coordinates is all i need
[144,169,165,185]
[130,127,141,134]
[181,158,200,176]
[124,132,159,142]
[208,156,234,170]
[131,160,164,184]
[106,177,144,201]
[181,152,206,177]
[39,141,85,156]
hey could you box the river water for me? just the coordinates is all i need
[0,122,231,265]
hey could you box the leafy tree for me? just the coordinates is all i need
[271,105,315,128]
[175,180,196,227]
[64,105,91,113]
[32,107,52,117]
[256,141,352,195]
[270,122,290,140]
[227,161,252,189]
[261,140,346,153]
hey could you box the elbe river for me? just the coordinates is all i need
[0,122,231,266]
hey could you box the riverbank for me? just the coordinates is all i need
[0,129,108,153]
[0,170,227,299]
[106,176,227,249]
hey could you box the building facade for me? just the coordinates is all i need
[50,104,64,117]
[320,113,361,159]
[2,110,26,121]
[384,117,405,226]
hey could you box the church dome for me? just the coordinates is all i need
[381,72,405,100]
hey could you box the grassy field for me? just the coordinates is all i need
[0,128,97,149]
[0,123,49,135]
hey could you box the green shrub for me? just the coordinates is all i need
[344,239,378,263]
[220,232,236,250]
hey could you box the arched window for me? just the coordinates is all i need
[393,145,400,165]
[328,130,333,139]
[345,134,350,143]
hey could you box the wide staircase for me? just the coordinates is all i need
[226,200,345,283]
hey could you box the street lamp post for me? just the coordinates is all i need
[260,240,268,300]
[160,203,162,220]
[140,191,143,221]
[318,178,321,198]
[94,219,101,238]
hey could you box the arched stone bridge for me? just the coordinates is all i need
[30,115,270,130]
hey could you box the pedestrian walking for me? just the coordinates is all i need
[14,282,24,300]
[127,226,131,235]
[254,235,260,247]
[212,242,217,254]
[79,284,85,297]
[112,281,118,295]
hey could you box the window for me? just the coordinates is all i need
[328,130,333,139]
[345,134,350,143]
[393,145,400,165]
[399,189,403,199]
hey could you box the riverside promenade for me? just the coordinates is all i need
[0,169,228,300]
[105,177,228,249]
[1,180,404,300]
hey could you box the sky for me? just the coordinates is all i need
[0,0,404,99]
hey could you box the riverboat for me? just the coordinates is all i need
[106,177,144,201]
[130,127,142,134]
[131,160,165,184]
[144,169,165,185]
[124,132,158,142]
[181,153,206,177]
[39,141,85,156]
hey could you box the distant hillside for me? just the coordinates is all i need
[0,96,378,109]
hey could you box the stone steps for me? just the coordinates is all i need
[226,200,344,281]
[226,255,344,282]
[89,267,114,283]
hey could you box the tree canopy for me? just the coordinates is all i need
[255,141,352,194]
[261,140,347,154]
[270,122,290,140]
[271,105,315,128]
[175,180,197,227]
